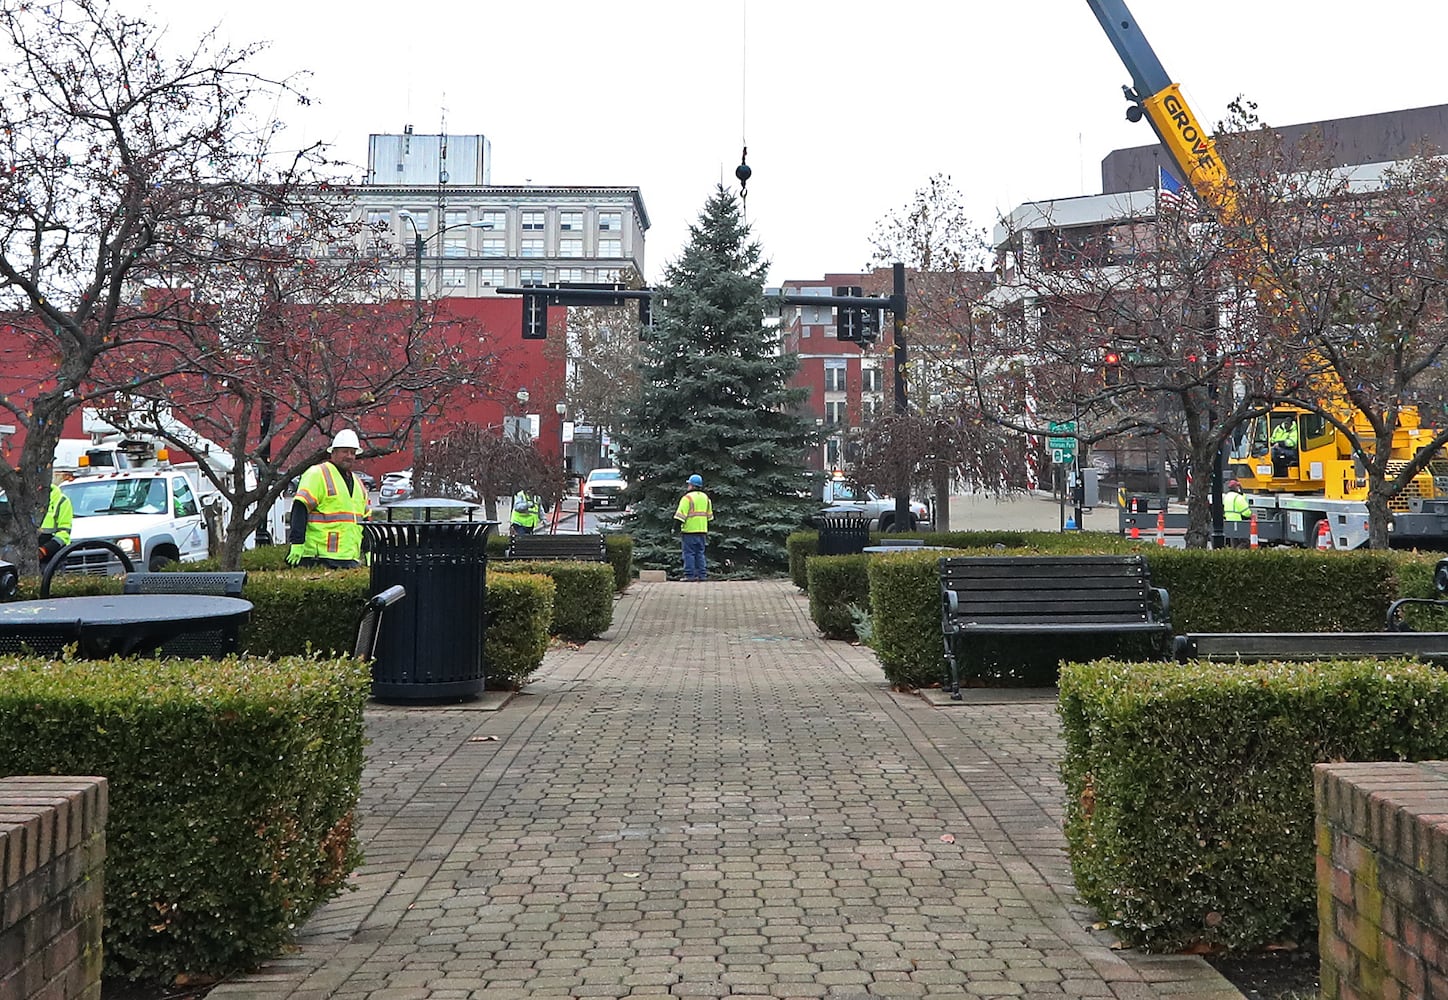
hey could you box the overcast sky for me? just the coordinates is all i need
[122,0,1448,287]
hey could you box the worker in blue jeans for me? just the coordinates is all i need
[674,474,714,582]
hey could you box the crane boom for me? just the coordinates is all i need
[1083,0,1239,225]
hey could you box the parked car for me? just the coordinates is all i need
[810,476,932,532]
[582,467,627,511]
[379,470,413,505]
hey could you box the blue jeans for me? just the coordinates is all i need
[681,532,707,580]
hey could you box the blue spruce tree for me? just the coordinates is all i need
[618,185,817,574]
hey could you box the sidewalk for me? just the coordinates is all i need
[211,580,1240,999]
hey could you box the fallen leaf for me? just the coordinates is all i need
[467,735,498,743]
[939,833,956,843]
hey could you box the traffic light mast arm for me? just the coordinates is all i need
[1084,0,1240,227]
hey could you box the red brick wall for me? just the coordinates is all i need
[1316,761,1448,1000]
[0,777,108,1000]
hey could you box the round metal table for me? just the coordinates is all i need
[0,594,253,658]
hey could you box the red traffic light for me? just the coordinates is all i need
[1104,351,1120,365]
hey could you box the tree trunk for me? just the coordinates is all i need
[1365,474,1393,549]
[932,460,951,533]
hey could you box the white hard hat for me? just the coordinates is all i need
[330,429,361,451]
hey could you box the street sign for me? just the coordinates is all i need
[1046,420,1076,462]
[1051,447,1068,464]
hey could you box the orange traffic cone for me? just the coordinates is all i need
[1156,510,1166,546]
[1316,519,1332,551]
[1248,513,1259,550]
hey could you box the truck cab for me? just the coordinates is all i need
[59,466,210,573]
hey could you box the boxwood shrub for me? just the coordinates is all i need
[0,653,370,983]
[806,554,870,640]
[490,560,615,640]
[484,571,555,689]
[1059,656,1448,952]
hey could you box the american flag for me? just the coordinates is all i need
[1159,166,1190,212]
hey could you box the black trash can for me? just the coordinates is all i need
[363,520,497,702]
[815,507,870,556]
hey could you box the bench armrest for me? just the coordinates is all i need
[1387,596,1448,632]
[1150,586,1171,623]
[941,588,960,620]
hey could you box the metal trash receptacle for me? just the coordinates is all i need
[363,520,497,701]
[815,507,870,556]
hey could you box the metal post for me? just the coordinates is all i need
[412,230,424,469]
[890,263,910,532]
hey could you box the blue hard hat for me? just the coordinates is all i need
[687,474,703,488]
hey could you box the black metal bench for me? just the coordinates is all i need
[939,554,1172,699]
[120,570,249,657]
[504,533,608,562]
[1173,632,1448,664]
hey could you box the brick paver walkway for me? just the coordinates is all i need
[211,581,1241,999]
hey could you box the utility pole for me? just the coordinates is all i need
[889,263,910,533]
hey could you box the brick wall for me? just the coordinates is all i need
[0,777,108,1000]
[1316,761,1448,1000]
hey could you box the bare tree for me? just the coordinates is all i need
[0,0,307,571]
[417,425,563,523]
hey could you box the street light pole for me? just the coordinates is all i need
[890,262,911,533]
[555,401,568,472]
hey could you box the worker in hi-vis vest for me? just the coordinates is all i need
[38,482,73,566]
[287,429,370,569]
[510,487,544,535]
[673,474,713,582]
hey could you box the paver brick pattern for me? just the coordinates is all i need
[210,580,1240,1000]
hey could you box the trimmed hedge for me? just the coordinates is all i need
[484,571,555,689]
[806,554,870,640]
[0,653,370,983]
[1059,657,1448,952]
[15,568,555,687]
[838,541,1448,689]
[488,533,634,593]
[490,560,615,640]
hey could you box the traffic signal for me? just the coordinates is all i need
[522,290,547,339]
[1104,350,1121,386]
[835,286,862,342]
[859,307,880,344]
[638,294,652,334]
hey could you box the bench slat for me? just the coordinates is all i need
[1176,632,1448,662]
[956,621,1169,634]
[504,533,608,561]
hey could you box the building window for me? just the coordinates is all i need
[825,400,847,425]
[826,438,842,468]
[521,238,545,258]
[366,209,391,227]
[521,210,546,232]
[481,238,506,257]
[861,367,882,392]
[404,210,429,232]
[477,210,506,232]
[445,210,468,227]
[598,237,622,257]
[478,268,506,287]
[519,267,545,285]
[862,399,882,422]
[443,236,468,257]
[824,361,847,392]
[598,211,622,232]
[441,268,467,288]
[559,238,583,258]
[560,210,583,231]
[597,268,619,283]
[558,267,587,283]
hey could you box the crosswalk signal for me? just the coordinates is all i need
[1104,350,1121,386]
[522,290,547,339]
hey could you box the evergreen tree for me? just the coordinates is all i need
[619,185,817,574]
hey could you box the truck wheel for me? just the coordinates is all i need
[149,552,176,572]
[878,515,894,533]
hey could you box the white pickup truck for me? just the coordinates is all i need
[58,467,211,573]
[816,478,931,532]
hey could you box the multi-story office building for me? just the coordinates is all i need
[352,130,649,298]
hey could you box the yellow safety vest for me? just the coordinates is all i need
[675,490,713,533]
[511,492,542,529]
[296,461,369,562]
[41,484,72,546]
[1223,491,1252,521]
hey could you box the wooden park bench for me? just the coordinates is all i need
[1174,595,1448,664]
[939,554,1172,700]
[504,532,608,562]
